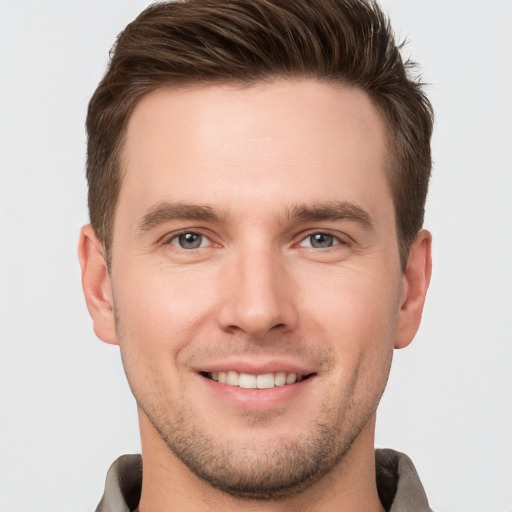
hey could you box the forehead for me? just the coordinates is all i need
[119,80,391,224]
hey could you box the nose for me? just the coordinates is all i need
[216,246,298,339]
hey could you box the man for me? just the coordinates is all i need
[78,0,433,510]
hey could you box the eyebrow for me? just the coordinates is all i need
[283,201,374,230]
[137,202,226,233]
[137,199,373,234]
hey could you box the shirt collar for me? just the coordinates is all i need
[96,449,432,512]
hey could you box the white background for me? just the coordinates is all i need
[0,1,511,511]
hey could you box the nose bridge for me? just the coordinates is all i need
[216,239,297,337]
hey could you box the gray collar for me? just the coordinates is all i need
[96,449,432,512]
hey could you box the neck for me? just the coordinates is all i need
[137,412,385,512]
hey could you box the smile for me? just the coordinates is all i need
[203,371,311,389]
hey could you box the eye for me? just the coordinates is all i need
[299,232,341,249]
[169,232,209,249]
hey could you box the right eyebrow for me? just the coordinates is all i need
[283,201,374,231]
[137,202,227,233]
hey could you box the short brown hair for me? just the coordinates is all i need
[86,0,433,269]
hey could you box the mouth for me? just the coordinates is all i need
[200,370,315,389]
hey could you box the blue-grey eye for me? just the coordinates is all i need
[177,232,203,249]
[309,233,335,248]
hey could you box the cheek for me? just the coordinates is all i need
[300,268,400,347]
[113,264,219,351]
[111,268,206,410]
[299,268,399,394]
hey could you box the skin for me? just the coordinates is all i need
[79,80,432,512]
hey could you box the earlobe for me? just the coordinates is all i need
[78,224,119,345]
[394,229,432,349]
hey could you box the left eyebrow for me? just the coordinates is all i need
[282,201,374,231]
[137,202,227,233]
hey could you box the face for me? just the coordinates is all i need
[80,79,430,499]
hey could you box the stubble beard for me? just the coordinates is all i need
[114,305,388,501]
[138,393,373,501]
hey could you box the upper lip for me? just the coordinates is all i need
[194,359,317,376]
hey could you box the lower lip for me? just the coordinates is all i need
[200,374,315,411]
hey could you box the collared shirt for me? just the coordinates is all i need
[96,448,433,512]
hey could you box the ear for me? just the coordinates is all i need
[78,224,118,345]
[394,229,432,349]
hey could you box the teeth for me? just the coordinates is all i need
[286,372,297,385]
[239,373,257,388]
[256,373,274,389]
[274,372,286,386]
[226,371,238,386]
[207,371,307,389]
